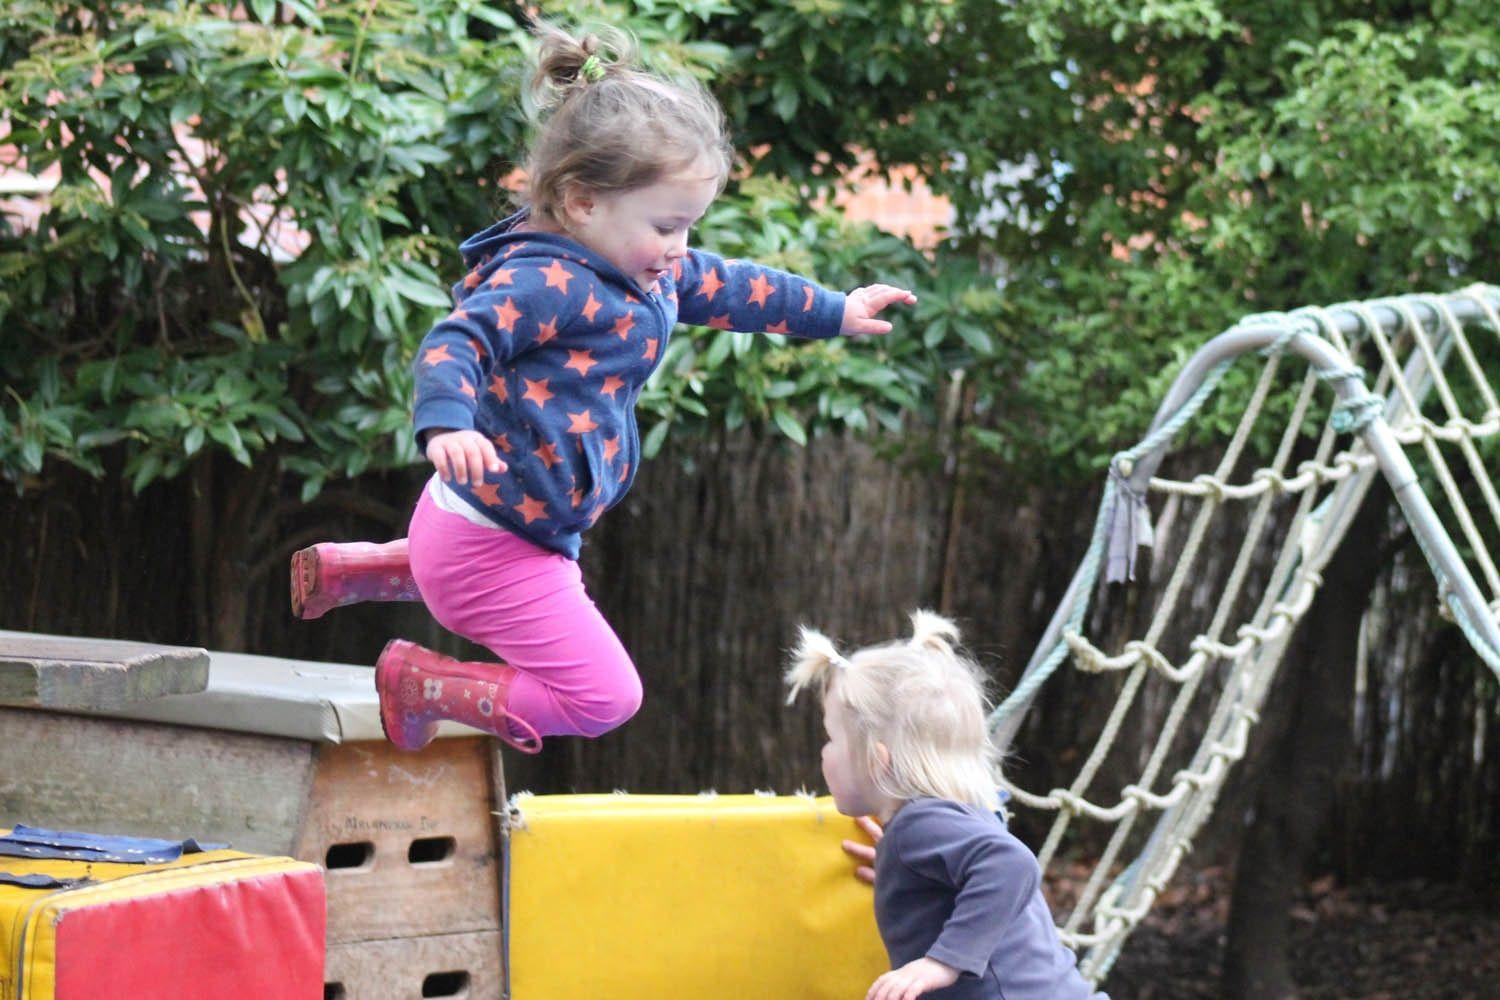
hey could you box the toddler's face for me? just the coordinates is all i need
[820,695,885,819]
[566,153,720,292]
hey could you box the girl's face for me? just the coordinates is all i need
[563,154,721,291]
[821,694,888,819]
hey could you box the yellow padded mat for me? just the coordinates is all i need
[506,793,889,999]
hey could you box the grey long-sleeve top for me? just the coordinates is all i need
[872,798,1108,999]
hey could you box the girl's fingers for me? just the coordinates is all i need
[856,814,884,841]
[861,286,917,311]
[466,439,489,484]
[481,437,504,473]
[842,837,875,859]
[431,447,452,482]
[456,441,477,484]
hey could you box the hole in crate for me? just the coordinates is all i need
[324,983,346,1000]
[324,841,374,870]
[422,970,470,997]
[408,835,457,865]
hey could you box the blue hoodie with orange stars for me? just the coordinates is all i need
[411,211,847,558]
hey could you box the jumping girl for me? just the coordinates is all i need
[290,23,916,754]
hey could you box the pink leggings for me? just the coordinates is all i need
[407,488,642,738]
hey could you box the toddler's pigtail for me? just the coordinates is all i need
[529,21,634,115]
[784,627,849,704]
[908,609,959,657]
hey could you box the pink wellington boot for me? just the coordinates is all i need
[290,539,421,620]
[374,638,543,754]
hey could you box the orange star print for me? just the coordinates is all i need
[542,260,573,293]
[533,441,562,469]
[746,274,775,308]
[567,410,599,434]
[581,291,603,323]
[493,298,522,333]
[522,377,554,408]
[514,495,548,524]
[565,349,598,377]
[696,268,724,302]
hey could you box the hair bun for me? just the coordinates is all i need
[784,627,847,704]
[529,21,635,113]
[908,610,959,656]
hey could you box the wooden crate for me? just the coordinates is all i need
[294,737,502,945]
[324,930,503,1000]
[1,647,510,999]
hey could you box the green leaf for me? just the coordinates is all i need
[386,273,452,308]
[642,419,671,458]
[772,406,806,446]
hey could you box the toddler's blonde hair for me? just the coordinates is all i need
[785,611,1003,812]
[522,22,733,227]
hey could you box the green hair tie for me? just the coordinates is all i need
[580,54,605,83]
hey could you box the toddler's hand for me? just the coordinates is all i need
[426,429,505,484]
[843,814,883,885]
[842,284,917,337]
[867,957,960,1000]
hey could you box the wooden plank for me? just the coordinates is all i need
[0,630,208,709]
[294,737,501,944]
[0,707,316,856]
[323,931,502,1000]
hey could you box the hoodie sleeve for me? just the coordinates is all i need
[674,248,845,339]
[411,258,587,442]
[892,805,1037,978]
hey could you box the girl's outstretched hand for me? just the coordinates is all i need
[867,957,960,1000]
[842,284,917,336]
[843,814,884,885]
[426,428,505,484]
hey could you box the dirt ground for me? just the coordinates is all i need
[1100,868,1500,999]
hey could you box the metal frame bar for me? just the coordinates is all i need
[995,289,1500,753]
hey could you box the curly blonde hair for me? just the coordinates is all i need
[786,611,1003,812]
[521,22,733,227]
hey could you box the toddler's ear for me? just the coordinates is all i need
[873,741,893,775]
[561,184,596,226]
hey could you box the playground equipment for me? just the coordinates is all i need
[3,643,890,999]
[505,793,887,998]
[1,647,507,998]
[0,828,323,999]
[989,285,1500,982]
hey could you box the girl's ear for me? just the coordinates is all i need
[872,741,893,776]
[560,184,596,228]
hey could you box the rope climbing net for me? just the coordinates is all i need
[988,284,1500,983]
